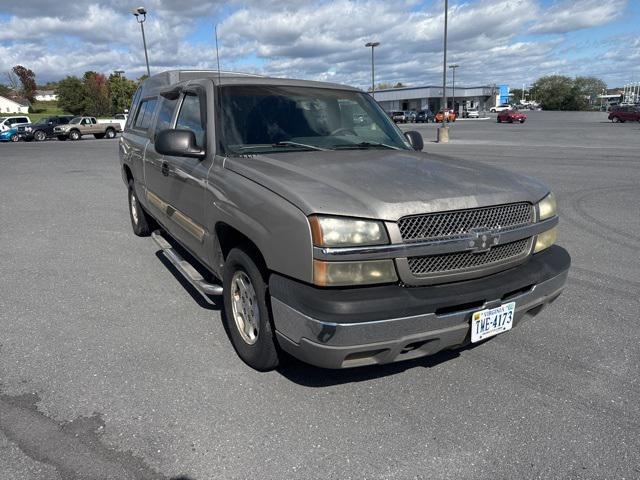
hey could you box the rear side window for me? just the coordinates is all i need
[133,98,158,131]
[126,87,143,129]
[154,97,179,139]
[175,94,205,148]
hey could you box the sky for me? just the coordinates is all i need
[0,0,638,90]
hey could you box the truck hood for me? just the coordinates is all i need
[224,149,549,220]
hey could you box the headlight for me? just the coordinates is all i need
[309,215,388,247]
[537,192,556,221]
[534,226,557,253]
[313,259,398,286]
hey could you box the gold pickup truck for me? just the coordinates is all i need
[53,116,121,141]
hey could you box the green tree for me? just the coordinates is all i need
[57,76,86,115]
[574,76,607,107]
[107,74,137,114]
[530,75,577,110]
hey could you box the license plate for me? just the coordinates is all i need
[471,302,515,343]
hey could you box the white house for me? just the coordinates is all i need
[0,95,30,114]
[34,90,58,102]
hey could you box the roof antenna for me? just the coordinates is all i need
[214,24,222,85]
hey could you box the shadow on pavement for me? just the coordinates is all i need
[277,348,462,387]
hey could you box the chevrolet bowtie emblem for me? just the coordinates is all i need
[469,228,500,253]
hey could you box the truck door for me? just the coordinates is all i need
[157,87,212,255]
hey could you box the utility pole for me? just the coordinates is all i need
[449,64,459,114]
[441,0,448,114]
[365,42,380,99]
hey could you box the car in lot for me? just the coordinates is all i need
[463,108,479,118]
[415,109,435,123]
[120,69,569,371]
[497,109,527,123]
[608,105,640,123]
[390,111,406,123]
[435,110,456,122]
[53,116,121,140]
[404,110,417,122]
[0,115,31,132]
[0,127,19,142]
[18,115,75,141]
[490,104,511,113]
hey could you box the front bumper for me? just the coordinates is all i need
[270,245,570,368]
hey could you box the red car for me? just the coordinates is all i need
[608,106,640,123]
[497,110,527,123]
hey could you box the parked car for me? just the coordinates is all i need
[98,113,128,130]
[404,110,417,122]
[415,109,435,123]
[435,110,456,122]
[490,104,511,113]
[390,111,406,123]
[0,127,19,142]
[463,108,480,118]
[608,105,640,123]
[53,116,121,140]
[120,69,569,371]
[497,110,527,123]
[0,115,31,132]
[18,115,75,141]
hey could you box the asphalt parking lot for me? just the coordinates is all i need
[1,111,639,479]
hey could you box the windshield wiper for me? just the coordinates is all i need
[331,141,400,150]
[233,141,327,152]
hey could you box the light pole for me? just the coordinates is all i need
[365,42,380,99]
[132,7,151,77]
[441,0,448,116]
[449,64,459,114]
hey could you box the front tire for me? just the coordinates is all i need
[223,248,280,371]
[10,133,19,142]
[127,179,152,237]
[34,130,46,142]
[69,130,81,141]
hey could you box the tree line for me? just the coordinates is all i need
[57,72,140,116]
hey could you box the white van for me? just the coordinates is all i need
[0,116,32,132]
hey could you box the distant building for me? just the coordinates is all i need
[0,95,30,114]
[34,90,58,101]
[371,84,497,113]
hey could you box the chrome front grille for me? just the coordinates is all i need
[407,238,531,277]
[398,202,533,242]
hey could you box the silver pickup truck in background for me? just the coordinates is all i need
[119,70,570,371]
[54,116,121,140]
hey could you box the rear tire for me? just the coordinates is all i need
[10,133,19,142]
[223,248,280,371]
[497,117,502,123]
[128,179,152,237]
[105,128,116,139]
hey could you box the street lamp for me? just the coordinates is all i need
[132,6,151,77]
[441,0,448,117]
[449,64,459,114]
[365,42,380,98]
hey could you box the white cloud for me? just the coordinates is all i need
[529,0,627,34]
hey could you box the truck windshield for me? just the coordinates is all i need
[218,85,410,155]
[70,117,82,124]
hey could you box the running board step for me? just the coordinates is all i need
[151,231,223,300]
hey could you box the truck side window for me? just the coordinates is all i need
[176,94,205,149]
[133,98,158,131]
[154,97,178,140]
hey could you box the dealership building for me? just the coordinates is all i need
[372,84,506,113]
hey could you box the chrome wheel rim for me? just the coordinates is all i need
[35,131,45,141]
[230,271,259,345]
[130,191,139,225]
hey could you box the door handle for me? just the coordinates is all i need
[161,162,170,177]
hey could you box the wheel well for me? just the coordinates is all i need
[216,223,267,270]
[123,164,133,184]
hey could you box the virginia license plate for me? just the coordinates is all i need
[471,302,515,343]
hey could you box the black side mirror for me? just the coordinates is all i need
[156,129,205,159]
[404,131,424,151]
